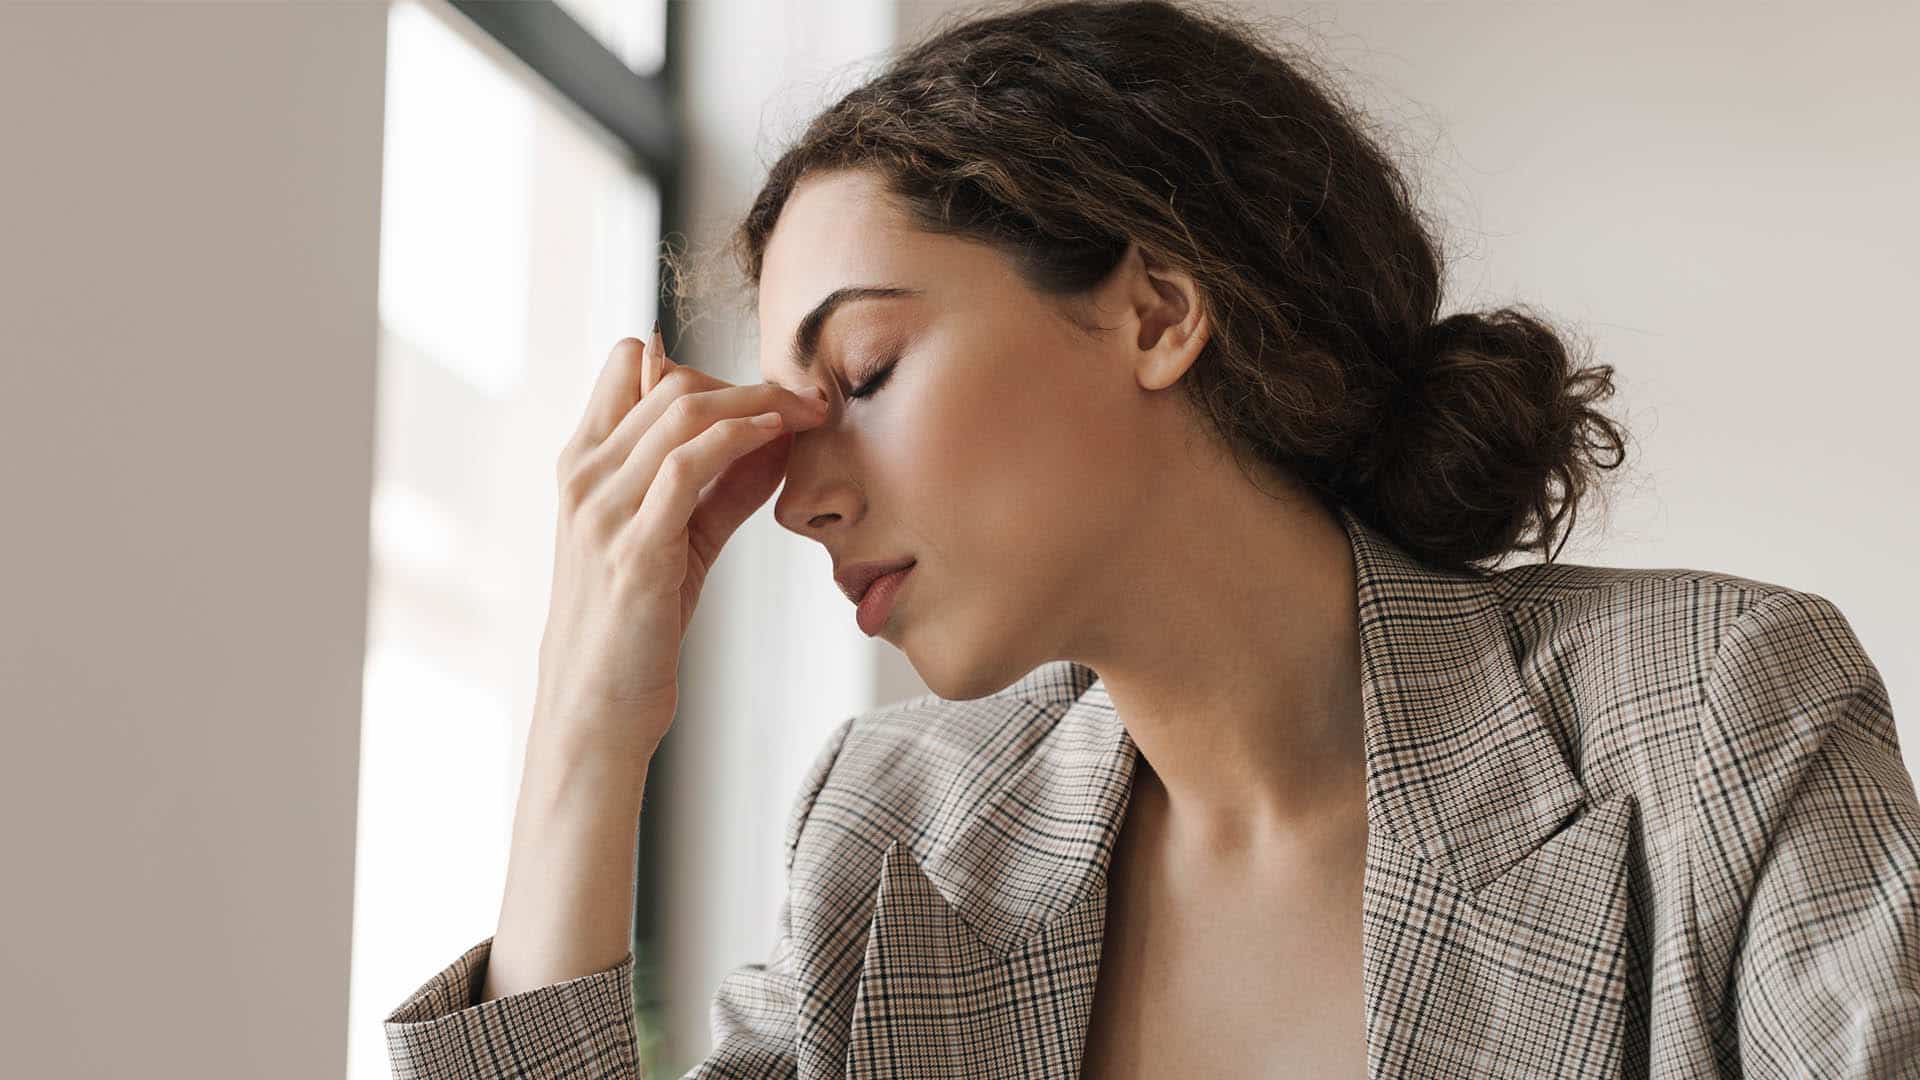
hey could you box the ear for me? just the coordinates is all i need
[1110,241,1210,392]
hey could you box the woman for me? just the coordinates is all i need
[384,1,1919,1077]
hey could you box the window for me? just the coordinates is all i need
[346,2,673,1076]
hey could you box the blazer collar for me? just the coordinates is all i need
[908,503,1590,959]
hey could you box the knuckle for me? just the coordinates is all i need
[610,337,644,365]
[610,521,669,572]
[655,452,691,488]
[606,530,642,572]
[576,492,623,544]
[663,392,701,425]
[557,464,593,510]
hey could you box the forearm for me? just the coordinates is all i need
[481,721,654,1002]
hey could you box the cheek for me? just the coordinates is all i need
[878,364,1108,563]
[868,372,1008,509]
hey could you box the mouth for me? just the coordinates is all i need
[853,562,916,637]
[836,557,918,605]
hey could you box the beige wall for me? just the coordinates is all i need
[0,4,385,1077]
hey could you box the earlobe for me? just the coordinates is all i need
[1106,240,1207,392]
[1134,273,1209,392]
[1136,323,1204,391]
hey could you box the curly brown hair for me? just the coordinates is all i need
[663,0,1629,573]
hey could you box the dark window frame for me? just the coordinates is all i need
[448,1,679,177]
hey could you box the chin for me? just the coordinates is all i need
[903,630,1041,704]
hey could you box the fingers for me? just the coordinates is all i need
[591,368,817,488]
[566,323,681,456]
[571,336,649,452]
[560,327,715,492]
[682,420,798,566]
[558,328,830,540]
[593,380,829,515]
[626,412,793,554]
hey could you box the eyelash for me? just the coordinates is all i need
[846,355,900,401]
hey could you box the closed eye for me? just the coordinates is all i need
[847,355,900,401]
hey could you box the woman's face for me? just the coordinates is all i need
[761,168,1210,701]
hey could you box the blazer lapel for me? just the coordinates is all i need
[841,506,1637,1079]
[1342,506,1639,1078]
[843,669,1135,1080]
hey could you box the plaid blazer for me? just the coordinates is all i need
[385,505,1920,1078]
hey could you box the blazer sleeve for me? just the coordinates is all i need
[1688,589,1920,1078]
[383,935,639,1079]
[383,715,858,1079]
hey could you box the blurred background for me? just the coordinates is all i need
[0,1,1914,1077]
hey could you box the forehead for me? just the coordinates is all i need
[757,171,933,382]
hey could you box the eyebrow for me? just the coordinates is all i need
[787,286,924,374]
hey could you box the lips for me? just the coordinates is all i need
[835,557,917,605]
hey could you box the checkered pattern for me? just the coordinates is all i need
[385,505,1920,1078]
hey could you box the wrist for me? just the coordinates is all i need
[529,697,666,765]
[521,725,652,815]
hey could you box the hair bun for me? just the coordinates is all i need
[1364,306,1628,567]
[1389,318,1459,413]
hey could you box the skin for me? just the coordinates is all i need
[757,166,1370,1074]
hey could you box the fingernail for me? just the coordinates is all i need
[799,385,829,402]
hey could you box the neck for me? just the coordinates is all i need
[1070,481,1367,857]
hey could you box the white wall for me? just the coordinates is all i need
[0,4,386,1078]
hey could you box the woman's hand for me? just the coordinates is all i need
[534,327,831,762]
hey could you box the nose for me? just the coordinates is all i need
[773,465,846,534]
[773,493,845,538]
[770,428,854,538]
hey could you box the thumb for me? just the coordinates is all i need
[687,430,791,561]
